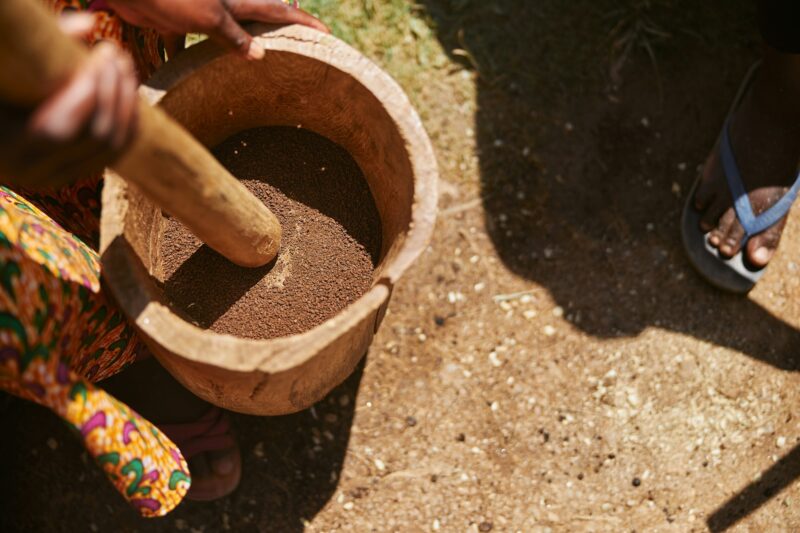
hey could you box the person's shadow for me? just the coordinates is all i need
[421,0,799,370]
[0,359,364,532]
[420,0,800,529]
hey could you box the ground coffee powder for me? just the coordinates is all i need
[159,126,382,340]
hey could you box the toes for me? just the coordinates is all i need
[746,219,786,267]
[208,448,239,477]
[189,454,211,479]
[699,196,729,233]
[718,211,746,258]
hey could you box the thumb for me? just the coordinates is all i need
[207,10,264,60]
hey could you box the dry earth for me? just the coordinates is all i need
[2,1,799,531]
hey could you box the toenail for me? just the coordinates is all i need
[753,247,772,264]
[212,455,235,476]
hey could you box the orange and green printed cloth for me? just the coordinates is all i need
[0,0,188,517]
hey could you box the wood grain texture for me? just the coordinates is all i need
[0,0,281,267]
[100,24,438,415]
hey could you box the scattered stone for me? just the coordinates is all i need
[456,433,466,442]
[479,521,494,532]
[632,477,642,487]
[434,315,446,326]
[374,458,386,471]
[406,416,418,427]
[253,442,265,459]
[543,325,556,336]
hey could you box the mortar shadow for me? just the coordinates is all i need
[0,357,365,533]
[421,0,800,371]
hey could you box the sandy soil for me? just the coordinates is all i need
[2,1,798,532]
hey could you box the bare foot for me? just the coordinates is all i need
[101,357,241,501]
[693,47,800,268]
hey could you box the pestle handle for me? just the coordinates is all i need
[0,0,281,267]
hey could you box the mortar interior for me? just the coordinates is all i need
[121,50,415,339]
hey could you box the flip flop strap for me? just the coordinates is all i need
[720,117,800,238]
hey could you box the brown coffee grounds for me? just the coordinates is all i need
[159,126,382,340]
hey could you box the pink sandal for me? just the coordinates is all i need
[159,407,241,501]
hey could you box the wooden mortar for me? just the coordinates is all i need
[100,25,438,415]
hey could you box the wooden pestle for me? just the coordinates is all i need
[0,0,281,267]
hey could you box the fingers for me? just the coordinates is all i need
[111,49,139,150]
[27,58,98,142]
[20,43,139,186]
[57,11,96,38]
[93,45,119,140]
[229,0,330,34]
[207,9,264,59]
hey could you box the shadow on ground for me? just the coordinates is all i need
[422,0,799,369]
[421,0,800,527]
[707,442,800,531]
[0,359,365,532]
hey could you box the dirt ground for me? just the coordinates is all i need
[2,1,799,531]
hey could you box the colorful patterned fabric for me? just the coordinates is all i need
[0,1,188,517]
[0,188,190,517]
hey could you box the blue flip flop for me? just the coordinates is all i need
[682,64,800,294]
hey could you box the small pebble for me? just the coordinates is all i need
[406,416,418,427]
[632,477,641,487]
[777,436,787,448]
[374,459,386,471]
[543,325,556,336]
[46,438,58,450]
[456,433,466,442]
[479,521,494,532]
[434,315,446,326]
[253,442,265,459]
